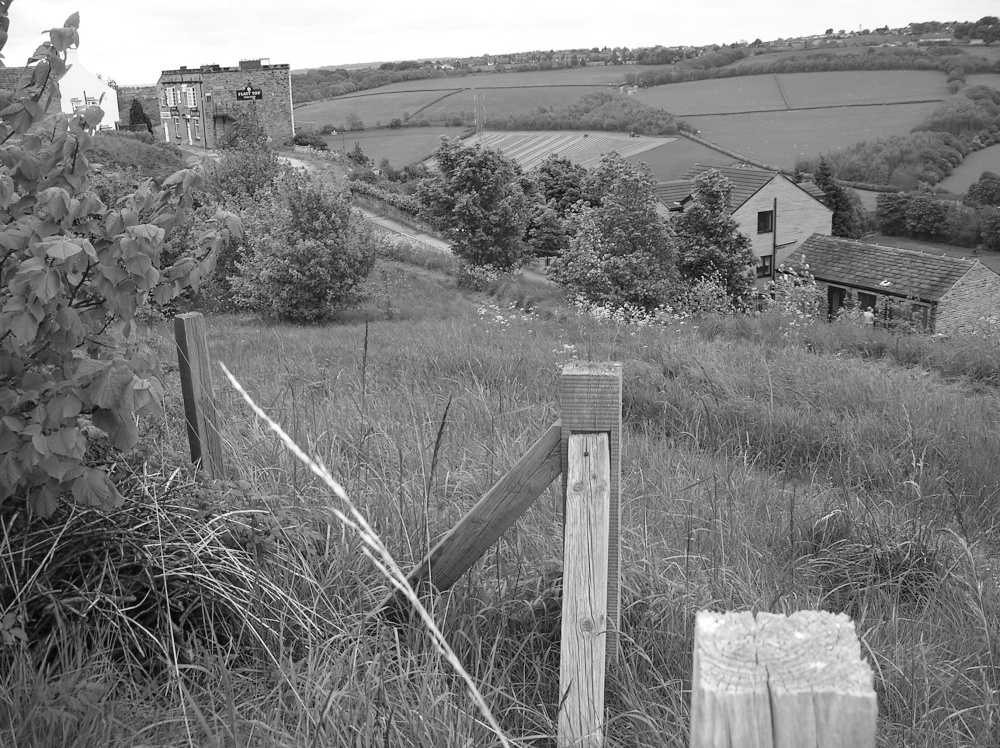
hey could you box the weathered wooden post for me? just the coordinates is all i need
[174,312,225,479]
[558,362,622,748]
[691,610,877,748]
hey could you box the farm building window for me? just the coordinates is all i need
[858,292,877,311]
[757,210,774,233]
[910,304,930,329]
[756,254,773,278]
[827,285,846,318]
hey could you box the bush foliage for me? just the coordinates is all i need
[0,14,240,515]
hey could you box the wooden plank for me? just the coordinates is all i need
[560,361,622,662]
[378,421,562,618]
[691,610,877,748]
[174,312,225,479]
[558,432,610,748]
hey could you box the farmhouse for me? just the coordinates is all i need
[156,59,294,150]
[795,234,1000,334]
[655,165,833,281]
[0,50,119,129]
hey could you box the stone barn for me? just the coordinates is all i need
[796,234,1000,334]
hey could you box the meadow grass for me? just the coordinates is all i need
[2,259,999,746]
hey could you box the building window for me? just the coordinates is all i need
[172,117,181,138]
[166,87,176,107]
[857,292,877,311]
[910,303,930,329]
[827,285,846,318]
[185,87,196,108]
[756,254,773,278]
[757,210,774,233]
[193,117,201,140]
[159,89,167,107]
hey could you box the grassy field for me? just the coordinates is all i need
[295,89,463,128]
[687,101,944,170]
[777,70,948,107]
[4,243,1000,746]
[368,65,654,93]
[417,85,609,121]
[464,131,671,171]
[634,75,787,114]
[321,125,468,167]
[622,135,735,180]
[940,143,1000,194]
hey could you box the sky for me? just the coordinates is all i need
[3,1,997,85]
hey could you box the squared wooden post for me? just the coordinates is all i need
[560,361,622,661]
[691,610,877,748]
[558,432,611,748]
[174,312,225,479]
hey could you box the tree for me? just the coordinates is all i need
[673,169,756,304]
[417,138,530,270]
[535,154,591,216]
[815,157,867,238]
[127,96,152,134]
[232,171,377,322]
[551,153,677,312]
[965,171,1000,206]
[0,12,240,515]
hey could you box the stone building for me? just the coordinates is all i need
[656,165,833,282]
[796,234,1000,334]
[156,58,294,149]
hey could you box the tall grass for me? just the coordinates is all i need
[3,260,999,746]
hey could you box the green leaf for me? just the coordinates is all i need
[36,187,71,221]
[29,265,62,302]
[46,427,85,459]
[72,469,122,510]
[42,236,85,260]
[18,153,40,181]
[29,483,61,517]
[64,12,81,29]
[7,311,39,344]
[86,362,135,409]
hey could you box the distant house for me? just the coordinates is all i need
[0,51,119,128]
[795,234,1000,334]
[60,49,120,129]
[618,84,638,95]
[655,165,833,281]
[157,58,293,150]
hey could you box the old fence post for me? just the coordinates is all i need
[174,312,225,479]
[558,362,622,748]
[691,610,877,748]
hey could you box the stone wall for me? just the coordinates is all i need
[936,263,1000,335]
[157,61,293,150]
[735,176,833,270]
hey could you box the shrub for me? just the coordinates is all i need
[89,131,186,180]
[0,14,240,515]
[231,172,377,321]
[292,131,328,150]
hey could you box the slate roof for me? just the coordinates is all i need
[0,66,30,92]
[794,234,981,304]
[653,180,694,210]
[798,181,827,201]
[680,164,778,214]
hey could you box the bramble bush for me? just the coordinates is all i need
[231,170,377,321]
[0,13,241,515]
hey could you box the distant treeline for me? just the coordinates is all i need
[292,66,467,104]
[487,91,693,136]
[795,86,1000,190]
[625,46,998,88]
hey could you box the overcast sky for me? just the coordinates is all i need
[4,1,997,85]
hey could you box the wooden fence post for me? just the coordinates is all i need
[691,610,877,748]
[174,312,225,479]
[558,362,622,748]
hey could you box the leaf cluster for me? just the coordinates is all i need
[0,14,241,515]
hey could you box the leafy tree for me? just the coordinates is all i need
[0,12,240,515]
[875,192,911,235]
[347,141,372,167]
[127,96,152,134]
[551,153,677,311]
[814,157,868,238]
[905,195,950,240]
[535,153,591,216]
[231,171,376,322]
[524,201,569,258]
[673,169,755,304]
[417,138,530,270]
[965,171,1000,206]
